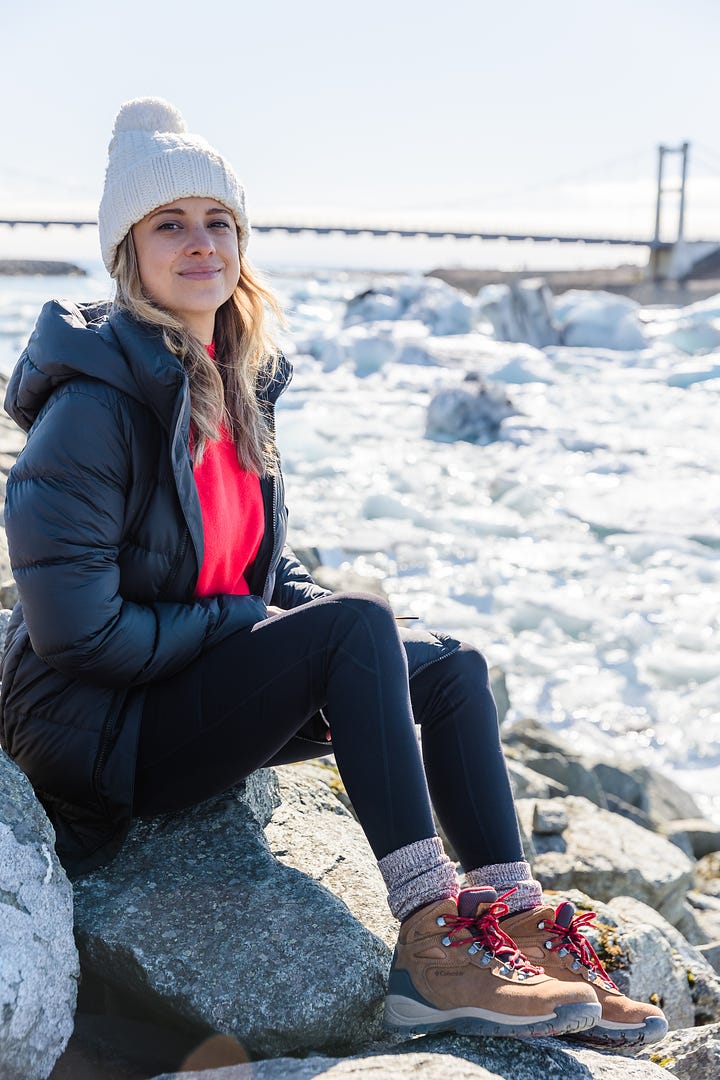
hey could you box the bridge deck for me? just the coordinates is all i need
[0,218,669,248]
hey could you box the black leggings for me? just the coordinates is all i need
[135,592,523,870]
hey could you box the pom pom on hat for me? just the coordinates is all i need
[98,96,249,274]
[111,97,187,136]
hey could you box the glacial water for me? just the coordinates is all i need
[1,250,718,824]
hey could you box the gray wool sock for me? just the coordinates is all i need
[378,836,460,922]
[465,860,543,915]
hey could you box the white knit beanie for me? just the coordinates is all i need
[98,97,250,274]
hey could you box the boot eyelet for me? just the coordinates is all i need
[481,954,492,965]
[441,935,452,947]
[537,921,545,930]
[544,940,553,950]
[436,916,446,927]
[468,944,479,955]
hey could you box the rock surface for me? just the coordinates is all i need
[265,766,397,948]
[696,852,720,898]
[152,1038,669,1078]
[660,819,720,859]
[636,1022,720,1079]
[504,719,705,828]
[155,1052,506,1079]
[72,769,391,1060]
[516,796,695,925]
[0,751,79,1080]
[0,606,12,652]
[608,895,720,1026]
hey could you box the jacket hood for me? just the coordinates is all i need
[4,300,150,432]
[4,299,292,432]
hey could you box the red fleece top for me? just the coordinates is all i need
[193,343,264,597]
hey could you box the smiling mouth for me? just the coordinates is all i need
[179,268,222,279]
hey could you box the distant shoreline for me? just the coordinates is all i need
[0,259,86,277]
[428,265,720,305]
[2,257,718,306]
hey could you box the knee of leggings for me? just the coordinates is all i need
[414,641,498,738]
[448,642,491,684]
[332,590,395,620]
[445,644,500,733]
[331,591,399,639]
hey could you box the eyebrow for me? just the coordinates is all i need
[147,206,233,220]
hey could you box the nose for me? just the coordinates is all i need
[185,224,216,255]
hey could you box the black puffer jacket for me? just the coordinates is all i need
[0,300,328,873]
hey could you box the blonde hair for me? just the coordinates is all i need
[112,231,283,474]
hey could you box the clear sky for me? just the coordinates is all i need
[2,0,720,265]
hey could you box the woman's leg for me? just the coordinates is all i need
[137,601,603,1038]
[135,593,458,917]
[408,641,542,912]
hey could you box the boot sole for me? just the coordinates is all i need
[565,1014,669,1048]
[384,997,602,1039]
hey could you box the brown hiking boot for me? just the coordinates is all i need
[384,887,601,1038]
[502,900,668,1047]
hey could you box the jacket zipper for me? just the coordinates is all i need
[262,406,283,601]
[160,384,195,600]
[264,475,280,600]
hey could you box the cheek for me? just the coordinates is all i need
[139,251,175,291]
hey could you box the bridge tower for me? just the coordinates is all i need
[647,142,694,280]
[652,141,689,246]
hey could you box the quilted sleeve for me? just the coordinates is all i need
[4,385,266,687]
[271,545,332,609]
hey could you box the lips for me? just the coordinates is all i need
[178,267,223,279]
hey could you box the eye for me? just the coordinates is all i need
[157,221,181,231]
[208,219,232,229]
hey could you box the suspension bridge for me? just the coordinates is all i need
[3,144,719,280]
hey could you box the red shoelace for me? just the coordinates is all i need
[439,891,543,977]
[539,909,619,990]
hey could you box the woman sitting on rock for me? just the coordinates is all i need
[0,98,666,1048]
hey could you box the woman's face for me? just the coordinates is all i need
[132,197,241,343]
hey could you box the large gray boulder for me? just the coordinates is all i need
[516,796,695,925]
[636,1022,720,1079]
[0,751,79,1080]
[72,768,392,1059]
